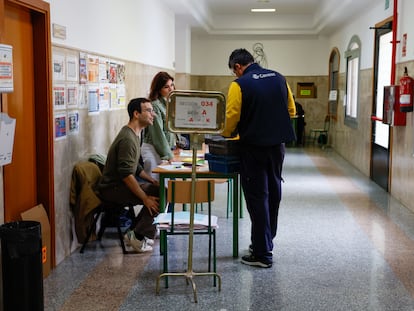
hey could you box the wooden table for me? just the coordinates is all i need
[153,164,240,258]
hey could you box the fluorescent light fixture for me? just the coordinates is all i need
[251,8,276,12]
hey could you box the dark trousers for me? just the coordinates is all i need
[98,182,159,239]
[240,144,285,261]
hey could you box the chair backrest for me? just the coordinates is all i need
[324,115,330,131]
[70,161,103,242]
[167,180,215,204]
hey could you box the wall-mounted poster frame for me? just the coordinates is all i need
[297,82,316,98]
[0,44,14,93]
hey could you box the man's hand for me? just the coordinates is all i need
[149,177,159,187]
[143,196,159,216]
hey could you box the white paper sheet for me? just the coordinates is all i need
[0,113,16,166]
[153,211,218,229]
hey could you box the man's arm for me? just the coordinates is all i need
[222,81,242,137]
[287,83,296,117]
[138,170,159,187]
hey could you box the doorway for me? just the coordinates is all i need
[1,0,55,265]
[371,20,393,191]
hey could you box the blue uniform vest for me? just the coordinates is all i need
[235,63,296,146]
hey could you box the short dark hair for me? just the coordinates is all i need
[228,48,255,69]
[127,97,150,120]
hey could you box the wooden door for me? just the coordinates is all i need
[3,3,37,221]
[1,0,55,267]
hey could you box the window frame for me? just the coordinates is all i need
[344,35,361,128]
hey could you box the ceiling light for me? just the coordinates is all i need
[251,8,276,13]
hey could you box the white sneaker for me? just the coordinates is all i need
[144,237,155,246]
[124,230,153,253]
[124,230,132,246]
[124,231,155,247]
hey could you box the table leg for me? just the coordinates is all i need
[233,174,239,258]
[159,175,166,255]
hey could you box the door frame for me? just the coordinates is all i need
[0,0,55,267]
[370,17,393,191]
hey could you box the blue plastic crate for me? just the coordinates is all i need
[205,153,240,173]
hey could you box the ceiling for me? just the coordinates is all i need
[160,0,379,37]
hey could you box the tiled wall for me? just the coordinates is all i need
[391,62,414,213]
[329,69,372,177]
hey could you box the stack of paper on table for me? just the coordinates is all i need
[153,211,218,229]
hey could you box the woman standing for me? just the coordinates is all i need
[142,71,177,179]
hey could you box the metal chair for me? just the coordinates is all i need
[156,179,219,290]
[72,161,135,254]
[79,199,135,254]
[309,115,330,145]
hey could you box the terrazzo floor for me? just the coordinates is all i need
[43,147,414,311]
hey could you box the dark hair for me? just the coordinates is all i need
[228,48,255,69]
[149,71,174,101]
[127,97,150,120]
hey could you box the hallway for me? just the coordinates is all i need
[44,147,414,311]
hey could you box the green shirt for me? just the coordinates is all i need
[98,126,143,189]
[143,97,176,160]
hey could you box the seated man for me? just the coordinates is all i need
[97,97,160,253]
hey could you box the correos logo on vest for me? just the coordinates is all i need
[252,73,276,79]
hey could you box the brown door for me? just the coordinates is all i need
[3,3,38,221]
[1,0,55,267]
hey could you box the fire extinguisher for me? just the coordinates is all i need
[399,66,414,112]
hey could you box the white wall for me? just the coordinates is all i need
[175,20,191,73]
[191,36,330,76]
[328,2,392,72]
[45,0,176,70]
[326,0,414,71]
[397,0,414,63]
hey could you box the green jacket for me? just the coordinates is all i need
[143,97,176,160]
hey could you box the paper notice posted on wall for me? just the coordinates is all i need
[153,211,218,229]
[0,113,16,166]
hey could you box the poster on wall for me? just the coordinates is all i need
[109,61,118,83]
[66,84,78,108]
[117,62,125,84]
[66,55,79,82]
[87,55,99,83]
[53,84,66,110]
[68,111,79,135]
[53,53,66,81]
[88,85,99,114]
[116,84,126,109]
[109,84,118,109]
[54,113,67,140]
[99,58,109,83]
[78,84,88,109]
[99,84,110,111]
[79,53,88,84]
[402,33,407,58]
[0,44,14,93]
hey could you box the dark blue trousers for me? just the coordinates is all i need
[240,143,285,261]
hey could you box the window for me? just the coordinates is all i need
[328,48,340,118]
[344,36,361,128]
